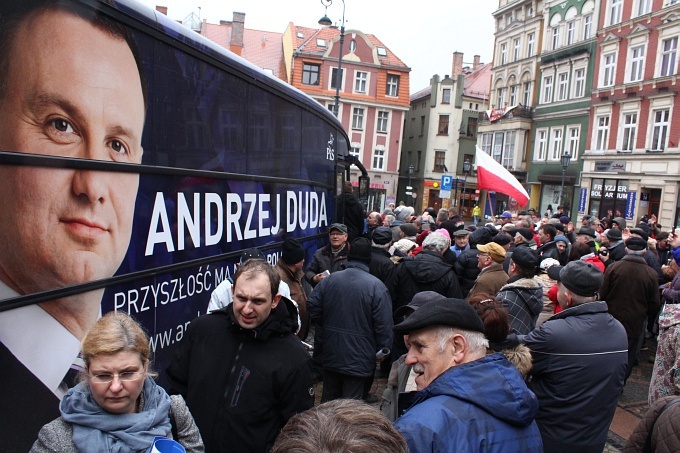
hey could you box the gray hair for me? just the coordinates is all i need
[371,241,391,251]
[437,209,449,223]
[423,232,449,254]
[433,326,488,355]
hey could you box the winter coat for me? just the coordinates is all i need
[649,302,680,406]
[467,263,509,301]
[520,301,628,452]
[335,193,365,241]
[537,241,561,264]
[165,301,313,453]
[276,260,309,340]
[625,395,680,453]
[497,277,543,335]
[369,247,396,284]
[388,250,463,313]
[394,353,543,453]
[534,273,557,327]
[606,240,626,264]
[304,243,349,287]
[601,255,660,339]
[453,247,481,297]
[307,261,393,377]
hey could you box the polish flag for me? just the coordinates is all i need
[475,146,529,207]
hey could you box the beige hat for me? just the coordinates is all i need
[476,242,506,263]
[394,238,416,254]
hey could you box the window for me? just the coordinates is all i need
[466,117,478,137]
[603,53,616,87]
[595,116,610,151]
[583,15,592,39]
[503,131,516,169]
[372,149,385,170]
[355,71,368,93]
[567,21,575,45]
[496,87,505,107]
[434,151,446,172]
[377,47,387,56]
[302,63,320,85]
[629,45,645,82]
[377,111,389,133]
[349,146,360,158]
[637,0,652,15]
[481,133,493,154]
[567,127,580,159]
[513,38,521,61]
[330,67,344,90]
[651,109,670,151]
[349,40,357,52]
[573,68,586,97]
[352,107,364,129]
[420,116,425,135]
[535,129,548,161]
[500,43,507,65]
[557,72,569,101]
[523,81,531,105]
[661,38,678,77]
[621,112,637,151]
[552,27,560,50]
[492,132,504,163]
[316,38,326,47]
[542,75,553,103]
[510,85,517,105]
[442,88,451,104]
[609,0,622,25]
[527,33,535,57]
[386,74,399,96]
[550,128,563,160]
[409,118,415,137]
[438,115,449,135]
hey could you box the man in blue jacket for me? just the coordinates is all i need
[393,298,542,452]
[519,260,628,453]
[307,237,393,402]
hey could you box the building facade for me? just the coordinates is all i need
[582,0,680,227]
[282,23,411,212]
[529,0,599,218]
[478,0,545,215]
[398,53,490,214]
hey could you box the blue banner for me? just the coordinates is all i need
[578,188,588,214]
[625,191,636,220]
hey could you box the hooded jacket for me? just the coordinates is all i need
[394,353,542,453]
[335,192,365,241]
[497,277,544,335]
[166,300,313,453]
[388,250,463,312]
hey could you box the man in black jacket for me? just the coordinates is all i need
[166,259,314,452]
[335,182,365,241]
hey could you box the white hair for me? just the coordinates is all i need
[433,326,488,355]
[423,232,449,253]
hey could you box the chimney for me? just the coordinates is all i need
[155,5,168,15]
[451,52,464,79]
[230,12,245,56]
[473,55,481,70]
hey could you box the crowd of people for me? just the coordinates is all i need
[28,197,680,452]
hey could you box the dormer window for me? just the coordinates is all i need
[377,47,387,56]
[316,38,326,47]
[349,40,357,52]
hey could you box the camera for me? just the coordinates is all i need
[598,249,609,257]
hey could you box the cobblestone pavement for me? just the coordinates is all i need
[308,325,658,451]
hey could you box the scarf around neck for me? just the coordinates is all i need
[60,377,172,453]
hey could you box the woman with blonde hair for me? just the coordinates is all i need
[31,312,203,452]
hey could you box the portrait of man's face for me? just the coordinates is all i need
[0,9,145,295]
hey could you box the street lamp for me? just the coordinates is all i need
[559,150,571,209]
[462,160,472,216]
[319,0,346,118]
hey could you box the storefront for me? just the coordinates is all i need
[586,178,630,220]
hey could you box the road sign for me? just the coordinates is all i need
[441,175,453,191]
[439,190,451,199]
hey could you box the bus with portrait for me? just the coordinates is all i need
[0,0,366,449]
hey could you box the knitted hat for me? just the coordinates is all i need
[605,228,622,241]
[348,238,372,263]
[394,239,417,254]
[281,238,305,265]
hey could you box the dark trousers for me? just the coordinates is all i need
[625,335,642,382]
[321,370,367,403]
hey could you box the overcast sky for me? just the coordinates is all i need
[137,0,497,94]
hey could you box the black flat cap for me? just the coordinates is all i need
[625,236,648,251]
[393,298,484,334]
[575,227,596,238]
[372,226,393,245]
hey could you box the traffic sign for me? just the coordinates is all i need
[441,175,453,191]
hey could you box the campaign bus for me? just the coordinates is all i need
[0,0,366,448]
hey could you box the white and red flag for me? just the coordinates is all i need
[474,146,529,208]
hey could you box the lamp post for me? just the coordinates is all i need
[319,0,346,117]
[559,150,571,209]
[462,160,472,216]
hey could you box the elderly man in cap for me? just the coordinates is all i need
[601,236,660,381]
[307,238,393,402]
[497,247,542,335]
[600,227,625,265]
[370,226,397,283]
[575,226,598,253]
[517,261,628,453]
[450,229,470,257]
[305,223,350,287]
[393,298,542,452]
[466,242,509,301]
[276,238,309,340]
